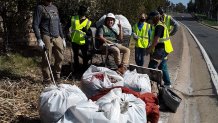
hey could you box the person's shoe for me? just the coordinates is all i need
[164,84,172,89]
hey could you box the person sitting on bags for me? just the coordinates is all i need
[96,13,130,68]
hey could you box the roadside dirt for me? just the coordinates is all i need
[168,23,218,123]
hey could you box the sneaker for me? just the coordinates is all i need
[164,84,172,89]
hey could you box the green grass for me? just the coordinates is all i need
[195,14,218,26]
[0,53,40,78]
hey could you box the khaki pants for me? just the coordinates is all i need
[41,35,64,81]
[101,43,130,65]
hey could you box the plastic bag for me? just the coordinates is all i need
[115,15,132,35]
[63,88,146,123]
[123,70,151,93]
[96,88,147,123]
[81,65,124,97]
[39,84,88,123]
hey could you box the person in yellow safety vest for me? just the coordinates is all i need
[132,13,151,66]
[157,6,179,36]
[66,5,92,71]
[147,11,173,88]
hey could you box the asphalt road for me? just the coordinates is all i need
[164,13,218,123]
[174,13,218,73]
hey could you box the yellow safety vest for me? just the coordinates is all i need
[163,14,172,31]
[70,15,92,45]
[150,21,173,54]
[133,22,150,48]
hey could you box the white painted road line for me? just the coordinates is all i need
[181,22,218,95]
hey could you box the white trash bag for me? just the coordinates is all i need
[81,65,124,97]
[39,84,88,123]
[96,14,132,36]
[96,88,147,123]
[65,88,146,123]
[115,15,132,35]
[123,69,151,93]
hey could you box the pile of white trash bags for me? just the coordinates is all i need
[39,65,152,123]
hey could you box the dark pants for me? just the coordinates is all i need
[148,59,171,85]
[135,47,146,66]
[72,42,88,67]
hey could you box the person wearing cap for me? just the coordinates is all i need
[96,13,130,67]
[66,5,92,70]
[32,0,66,83]
[147,11,174,88]
[157,6,179,36]
[132,13,151,66]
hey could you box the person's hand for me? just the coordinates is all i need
[62,38,66,48]
[37,39,45,50]
[118,20,122,29]
[147,47,153,54]
[133,33,138,40]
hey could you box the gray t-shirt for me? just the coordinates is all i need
[33,4,64,40]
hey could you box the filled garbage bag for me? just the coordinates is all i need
[39,84,88,123]
[64,88,146,123]
[123,69,151,93]
[90,87,160,123]
[81,65,124,97]
[96,88,147,123]
[96,14,132,36]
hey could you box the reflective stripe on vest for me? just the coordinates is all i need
[133,22,150,48]
[164,14,171,31]
[70,15,92,45]
[151,21,173,53]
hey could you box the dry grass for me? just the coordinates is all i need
[0,40,135,122]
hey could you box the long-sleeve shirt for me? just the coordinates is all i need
[169,17,179,36]
[32,3,64,40]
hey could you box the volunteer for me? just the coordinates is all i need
[96,13,130,67]
[157,6,179,36]
[66,5,92,70]
[33,0,66,83]
[132,13,151,66]
[147,11,173,88]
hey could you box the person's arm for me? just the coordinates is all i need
[32,5,42,40]
[148,28,151,45]
[96,27,106,43]
[117,20,123,41]
[58,21,64,39]
[148,25,164,53]
[169,17,179,36]
[97,27,114,44]
[64,20,71,42]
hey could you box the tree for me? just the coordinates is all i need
[175,3,186,13]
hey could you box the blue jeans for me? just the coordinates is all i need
[135,47,146,66]
[148,59,171,85]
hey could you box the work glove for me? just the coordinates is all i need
[133,33,138,40]
[62,38,66,48]
[37,39,45,50]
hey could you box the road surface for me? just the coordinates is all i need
[164,13,218,123]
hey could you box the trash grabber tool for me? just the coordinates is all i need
[44,48,57,86]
